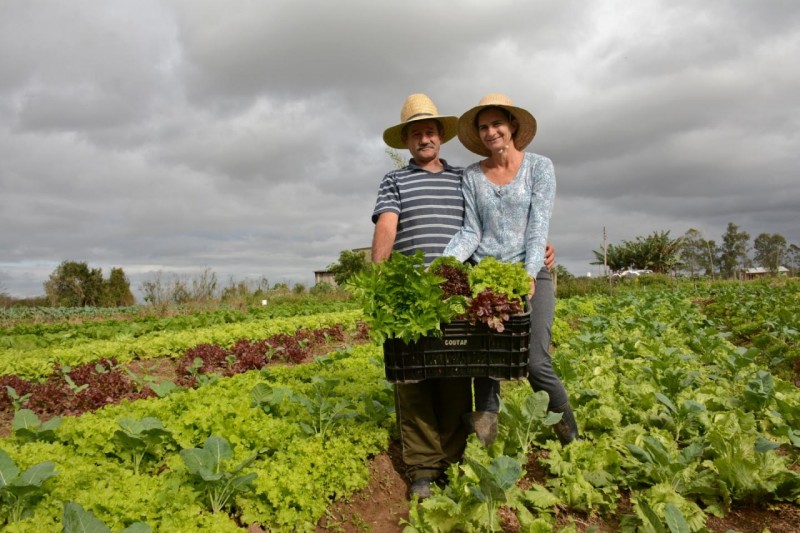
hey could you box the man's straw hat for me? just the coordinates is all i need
[383,94,458,149]
[457,93,537,157]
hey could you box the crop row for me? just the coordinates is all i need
[690,279,800,377]
[0,310,362,380]
[0,301,358,349]
[0,321,364,420]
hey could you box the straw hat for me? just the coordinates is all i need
[457,93,537,156]
[383,93,458,149]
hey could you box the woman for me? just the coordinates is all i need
[443,93,578,446]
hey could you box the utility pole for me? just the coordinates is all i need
[603,226,608,277]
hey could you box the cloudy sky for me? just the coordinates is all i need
[1,0,798,299]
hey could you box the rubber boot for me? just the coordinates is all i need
[409,477,434,500]
[464,411,498,446]
[551,402,579,445]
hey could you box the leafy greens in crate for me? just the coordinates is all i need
[348,251,530,343]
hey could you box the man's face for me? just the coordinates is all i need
[403,119,442,164]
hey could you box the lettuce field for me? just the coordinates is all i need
[1,280,798,532]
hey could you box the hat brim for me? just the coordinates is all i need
[383,115,459,149]
[457,104,537,157]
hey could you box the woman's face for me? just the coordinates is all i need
[477,108,517,154]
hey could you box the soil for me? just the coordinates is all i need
[317,440,409,533]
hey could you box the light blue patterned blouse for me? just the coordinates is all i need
[443,152,556,276]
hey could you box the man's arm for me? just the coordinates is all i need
[372,212,399,263]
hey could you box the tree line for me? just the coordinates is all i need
[42,261,135,307]
[1,262,342,309]
[592,223,799,278]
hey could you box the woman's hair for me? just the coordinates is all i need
[474,106,517,137]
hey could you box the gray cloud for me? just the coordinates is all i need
[2,0,799,298]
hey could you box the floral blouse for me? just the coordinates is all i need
[443,152,556,276]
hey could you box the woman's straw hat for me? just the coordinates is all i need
[457,93,537,156]
[383,93,458,149]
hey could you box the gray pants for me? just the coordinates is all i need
[474,267,569,412]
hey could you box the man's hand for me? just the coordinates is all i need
[544,242,555,271]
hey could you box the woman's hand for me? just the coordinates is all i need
[529,278,536,298]
[544,243,555,270]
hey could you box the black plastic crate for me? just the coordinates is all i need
[383,310,530,383]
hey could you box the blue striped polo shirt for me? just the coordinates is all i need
[372,159,464,265]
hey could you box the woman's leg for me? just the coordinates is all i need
[527,268,578,444]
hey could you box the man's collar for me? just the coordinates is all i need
[409,158,452,171]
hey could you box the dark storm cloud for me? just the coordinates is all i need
[1,0,798,298]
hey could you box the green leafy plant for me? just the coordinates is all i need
[147,380,179,398]
[124,365,178,398]
[347,251,463,343]
[468,256,530,302]
[187,357,219,386]
[12,409,61,443]
[250,382,294,416]
[291,376,357,439]
[179,435,258,513]
[0,448,57,523]
[62,501,151,533]
[57,365,90,394]
[4,386,31,412]
[499,390,559,456]
[466,455,524,531]
[112,417,174,475]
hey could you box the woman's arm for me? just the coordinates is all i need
[524,155,556,275]
[443,167,482,261]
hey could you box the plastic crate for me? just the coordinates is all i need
[383,310,530,383]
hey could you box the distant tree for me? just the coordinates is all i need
[679,229,704,276]
[310,282,333,295]
[140,272,168,306]
[552,264,574,282]
[44,261,104,307]
[591,242,630,273]
[103,267,135,306]
[702,239,719,278]
[190,267,218,302]
[679,229,718,277]
[718,223,750,279]
[591,231,682,274]
[293,283,306,294]
[753,233,787,273]
[327,249,367,286]
[786,244,800,276]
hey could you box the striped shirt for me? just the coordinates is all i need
[372,159,464,265]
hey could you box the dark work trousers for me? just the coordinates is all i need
[394,377,473,482]
[474,267,569,412]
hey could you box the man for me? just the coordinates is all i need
[372,93,472,500]
[371,94,559,499]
